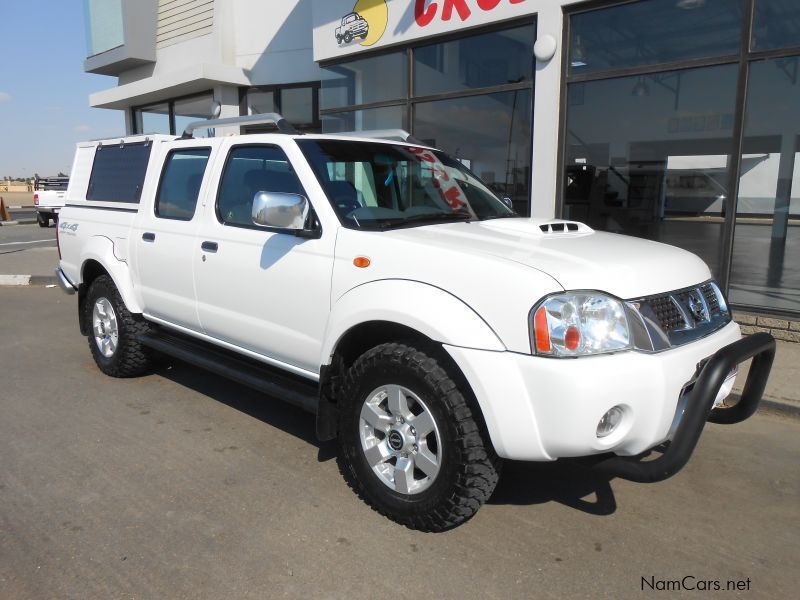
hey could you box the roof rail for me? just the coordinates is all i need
[334,129,426,145]
[181,112,299,138]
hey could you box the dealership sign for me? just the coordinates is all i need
[313,0,536,61]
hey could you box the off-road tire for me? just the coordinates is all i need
[85,275,153,377]
[343,31,353,43]
[337,343,501,531]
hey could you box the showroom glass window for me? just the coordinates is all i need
[562,0,800,315]
[241,83,321,133]
[133,92,215,136]
[319,22,535,215]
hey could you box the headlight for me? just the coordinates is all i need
[531,292,632,357]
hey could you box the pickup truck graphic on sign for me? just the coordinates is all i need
[336,12,369,44]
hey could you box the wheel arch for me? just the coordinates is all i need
[320,280,505,366]
[77,239,142,335]
[317,319,496,453]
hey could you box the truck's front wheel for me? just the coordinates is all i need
[85,275,152,377]
[338,343,500,531]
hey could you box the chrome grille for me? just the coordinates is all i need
[629,280,730,351]
[645,295,686,332]
[701,283,720,315]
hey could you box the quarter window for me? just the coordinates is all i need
[217,146,305,227]
[155,148,211,221]
[87,141,152,203]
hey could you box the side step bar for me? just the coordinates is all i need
[138,330,319,413]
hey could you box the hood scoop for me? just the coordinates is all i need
[538,220,593,234]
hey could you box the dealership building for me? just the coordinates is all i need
[83,0,799,319]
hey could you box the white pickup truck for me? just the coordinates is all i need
[34,175,69,227]
[55,113,775,531]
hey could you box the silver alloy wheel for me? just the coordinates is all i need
[359,384,442,495]
[92,297,119,358]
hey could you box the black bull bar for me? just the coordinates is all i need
[595,332,776,483]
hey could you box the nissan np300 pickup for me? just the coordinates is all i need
[55,113,775,531]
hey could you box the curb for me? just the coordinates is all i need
[0,218,37,226]
[723,393,799,420]
[0,275,58,286]
[760,398,800,418]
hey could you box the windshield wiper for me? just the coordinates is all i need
[481,213,522,221]
[379,211,474,229]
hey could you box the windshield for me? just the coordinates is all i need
[297,139,518,230]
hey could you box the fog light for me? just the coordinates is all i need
[597,406,624,438]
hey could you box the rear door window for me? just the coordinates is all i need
[87,142,152,203]
[155,148,211,220]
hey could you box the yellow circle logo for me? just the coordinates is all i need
[354,0,388,46]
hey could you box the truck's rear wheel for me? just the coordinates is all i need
[37,213,49,228]
[85,275,152,377]
[337,343,500,531]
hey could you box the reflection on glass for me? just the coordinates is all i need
[247,91,275,114]
[281,87,315,125]
[413,90,532,215]
[414,24,535,96]
[84,0,124,56]
[562,65,740,275]
[134,102,170,135]
[752,0,800,51]
[321,106,406,134]
[174,94,215,138]
[569,0,743,75]
[320,52,407,110]
[730,57,800,312]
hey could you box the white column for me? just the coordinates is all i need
[214,84,243,136]
[530,4,565,219]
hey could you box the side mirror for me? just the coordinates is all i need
[501,196,514,210]
[252,191,309,231]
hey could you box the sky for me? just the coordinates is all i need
[0,0,125,178]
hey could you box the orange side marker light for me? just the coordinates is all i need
[534,306,551,353]
[353,256,371,268]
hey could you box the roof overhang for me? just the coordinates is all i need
[89,63,250,110]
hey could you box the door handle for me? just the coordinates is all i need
[142,232,155,242]
[201,241,218,253]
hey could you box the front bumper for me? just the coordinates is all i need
[444,321,773,469]
[594,332,775,482]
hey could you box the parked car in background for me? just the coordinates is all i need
[34,175,69,227]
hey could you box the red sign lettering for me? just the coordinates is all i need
[415,0,437,27]
[442,0,471,21]
[416,0,528,27]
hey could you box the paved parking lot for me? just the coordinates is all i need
[1,286,798,599]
